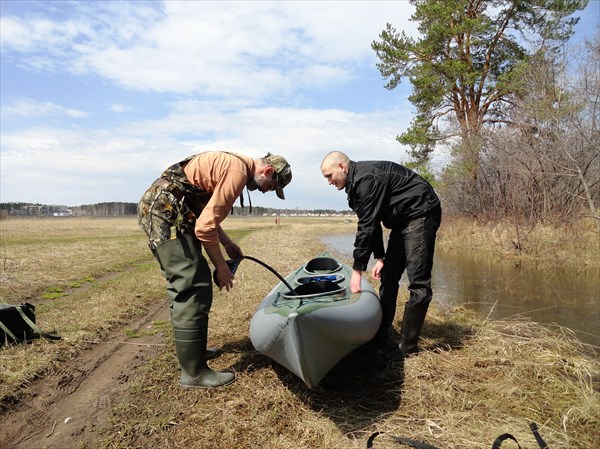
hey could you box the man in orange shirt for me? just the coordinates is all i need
[138,151,292,388]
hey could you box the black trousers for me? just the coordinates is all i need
[378,205,442,334]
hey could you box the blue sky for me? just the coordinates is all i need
[1,1,598,210]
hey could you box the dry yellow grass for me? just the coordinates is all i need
[437,215,600,271]
[0,217,150,302]
[106,218,598,449]
[0,216,598,449]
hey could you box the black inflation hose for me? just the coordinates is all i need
[240,256,297,295]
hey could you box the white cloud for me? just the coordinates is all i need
[109,103,133,113]
[1,98,88,119]
[0,1,419,208]
[1,1,416,100]
[0,102,413,208]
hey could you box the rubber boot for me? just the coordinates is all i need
[173,327,235,388]
[153,234,230,386]
[388,303,428,361]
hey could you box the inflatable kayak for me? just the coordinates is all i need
[249,253,382,388]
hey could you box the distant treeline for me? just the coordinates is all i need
[229,206,352,216]
[0,202,352,218]
[0,202,137,217]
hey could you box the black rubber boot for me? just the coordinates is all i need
[388,303,428,361]
[173,327,234,388]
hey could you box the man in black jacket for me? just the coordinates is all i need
[320,151,442,359]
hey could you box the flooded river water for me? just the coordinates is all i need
[321,234,600,348]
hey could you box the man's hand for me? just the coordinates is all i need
[350,269,363,293]
[371,258,384,280]
[215,263,234,291]
[204,243,235,291]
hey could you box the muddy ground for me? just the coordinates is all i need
[1,291,168,449]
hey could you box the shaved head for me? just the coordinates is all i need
[321,150,351,190]
[321,151,350,171]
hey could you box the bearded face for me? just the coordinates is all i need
[247,172,277,194]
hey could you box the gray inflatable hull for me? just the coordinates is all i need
[249,253,382,388]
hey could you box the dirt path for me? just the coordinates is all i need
[1,299,169,449]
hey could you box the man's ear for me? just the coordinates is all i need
[263,165,274,176]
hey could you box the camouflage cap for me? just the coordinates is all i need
[265,153,292,199]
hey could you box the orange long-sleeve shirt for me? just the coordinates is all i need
[183,152,254,248]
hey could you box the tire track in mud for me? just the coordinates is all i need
[0,298,170,449]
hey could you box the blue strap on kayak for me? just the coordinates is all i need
[297,275,343,284]
[306,275,336,282]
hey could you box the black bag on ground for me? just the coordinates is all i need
[0,302,61,346]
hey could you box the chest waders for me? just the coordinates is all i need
[137,156,234,387]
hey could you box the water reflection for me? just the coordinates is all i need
[321,234,600,347]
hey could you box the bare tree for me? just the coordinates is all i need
[440,33,599,226]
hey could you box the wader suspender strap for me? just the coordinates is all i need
[223,152,253,213]
[367,432,441,449]
[0,306,61,343]
[15,306,61,341]
[368,422,550,449]
[530,423,550,449]
[491,433,523,449]
[491,423,550,449]
[0,320,18,342]
[158,155,206,233]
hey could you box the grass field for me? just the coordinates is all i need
[0,216,598,449]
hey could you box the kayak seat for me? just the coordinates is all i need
[304,257,342,274]
[281,280,345,299]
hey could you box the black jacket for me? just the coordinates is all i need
[345,160,440,271]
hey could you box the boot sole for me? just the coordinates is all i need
[180,376,235,389]
[180,381,234,388]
